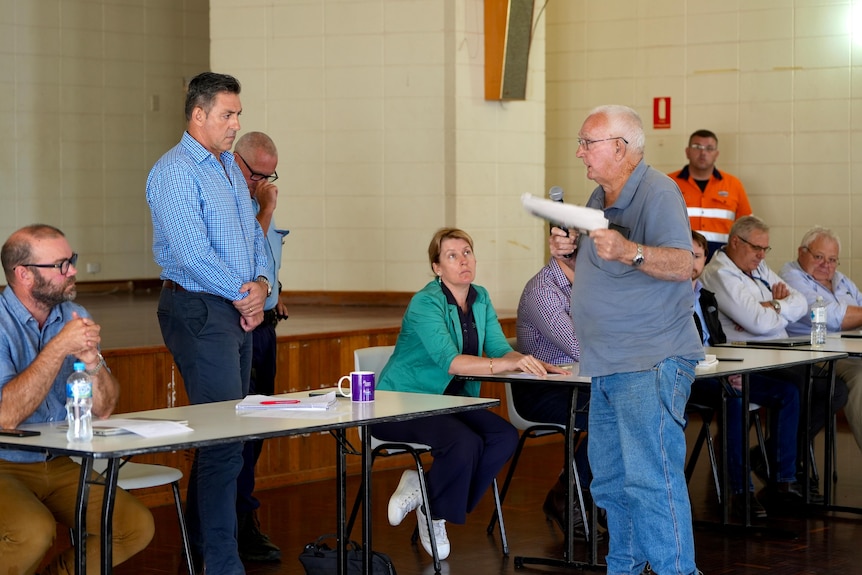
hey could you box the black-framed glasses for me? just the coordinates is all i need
[236,153,278,183]
[803,247,840,266]
[21,253,78,275]
[738,236,771,254]
[577,136,629,151]
[688,143,718,152]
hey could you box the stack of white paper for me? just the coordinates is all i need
[521,193,609,232]
[236,391,338,411]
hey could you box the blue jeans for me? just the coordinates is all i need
[158,288,252,575]
[589,357,698,575]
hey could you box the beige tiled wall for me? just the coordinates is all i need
[2,0,208,282]
[210,0,547,309]
[12,1,855,307]
[547,0,862,284]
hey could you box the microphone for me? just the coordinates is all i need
[548,186,570,237]
[548,186,572,257]
[549,185,564,203]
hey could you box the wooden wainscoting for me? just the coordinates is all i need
[102,319,516,506]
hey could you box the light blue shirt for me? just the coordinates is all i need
[780,260,862,336]
[0,288,92,462]
[146,131,271,300]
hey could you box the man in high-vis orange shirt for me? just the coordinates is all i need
[669,129,752,259]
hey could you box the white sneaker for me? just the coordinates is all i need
[416,505,450,560]
[388,470,421,526]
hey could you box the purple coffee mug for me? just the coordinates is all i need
[338,371,375,402]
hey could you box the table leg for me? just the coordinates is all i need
[100,458,120,575]
[696,375,796,538]
[514,386,604,571]
[741,374,751,528]
[813,360,862,515]
[361,426,372,574]
[74,457,93,575]
[336,429,347,575]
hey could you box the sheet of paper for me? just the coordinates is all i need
[521,193,609,232]
[95,418,193,438]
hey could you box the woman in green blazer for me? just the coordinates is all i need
[373,228,564,560]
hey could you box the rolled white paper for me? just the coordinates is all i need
[521,193,609,232]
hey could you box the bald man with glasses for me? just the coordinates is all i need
[231,131,288,564]
[781,227,862,453]
[669,129,752,258]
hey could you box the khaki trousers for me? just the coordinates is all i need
[0,456,154,575]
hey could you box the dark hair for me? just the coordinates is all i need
[185,72,242,121]
[691,230,708,253]
[428,228,474,271]
[2,224,65,283]
[688,129,718,145]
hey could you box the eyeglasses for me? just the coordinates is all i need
[737,236,771,254]
[236,153,278,183]
[688,143,718,152]
[20,253,78,275]
[577,136,629,151]
[803,247,840,266]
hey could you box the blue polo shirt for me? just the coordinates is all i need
[571,160,704,377]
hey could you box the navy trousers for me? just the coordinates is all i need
[158,288,251,575]
[372,409,518,524]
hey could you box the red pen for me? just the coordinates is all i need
[260,399,301,405]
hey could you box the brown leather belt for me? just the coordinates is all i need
[162,280,187,292]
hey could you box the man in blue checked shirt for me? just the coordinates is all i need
[515,253,594,540]
[781,226,862,454]
[146,72,272,575]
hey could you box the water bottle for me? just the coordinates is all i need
[66,362,93,442]
[810,296,827,348]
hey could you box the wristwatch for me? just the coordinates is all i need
[256,276,272,297]
[631,244,645,267]
[85,353,106,377]
[769,299,781,314]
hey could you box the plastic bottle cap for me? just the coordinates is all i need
[73,362,85,371]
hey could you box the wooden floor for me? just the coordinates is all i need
[104,427,862,575]
[71,291,862,574]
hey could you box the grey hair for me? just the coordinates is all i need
[729,215,769,240]
[587,105,645,155]
[235,131,278,158]
[799,226,841,252]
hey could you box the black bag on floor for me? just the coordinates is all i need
[298,534,397,575]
